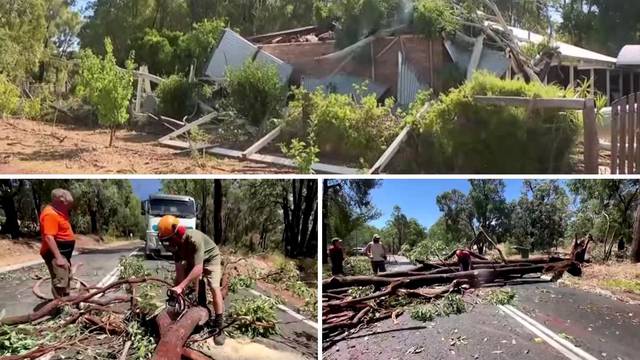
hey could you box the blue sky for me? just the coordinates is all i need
[368,179,547,229]
[130,179,162,200]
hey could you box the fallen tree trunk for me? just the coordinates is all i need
[152,307,210,360]
[323,261,578,291]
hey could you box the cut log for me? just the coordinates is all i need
[152,307,210,360]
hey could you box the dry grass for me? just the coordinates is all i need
[561,262,640,302]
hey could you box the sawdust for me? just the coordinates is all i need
[0,118,292,174]
[193,338,308,360]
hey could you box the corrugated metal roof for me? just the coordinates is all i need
[617,45,640,67]
[254,50,293,84]
[205,28,292,85]
[397,51,429,106]
[301,74,389,99]
[445,40,510,77]
[205,29,258,80]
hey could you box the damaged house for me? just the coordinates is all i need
[204,22,623,106]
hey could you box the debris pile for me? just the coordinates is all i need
[321,255,583,349]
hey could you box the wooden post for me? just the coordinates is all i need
[629,93,637,174]
[611,99,620,174]
[135,77,143,113]
[620,70,624,97]
[606,69,611,105]
[569,65,575,89]
[590,68,595,96]
[583,98,599,174]
[619,96,628,174]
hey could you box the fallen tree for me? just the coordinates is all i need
[322,255,583,349]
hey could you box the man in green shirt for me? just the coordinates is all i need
[157,215,225,345]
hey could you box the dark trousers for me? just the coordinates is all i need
[371,260,386,274]
[331,262,344,276]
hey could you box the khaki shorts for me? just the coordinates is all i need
[185,255,222,290]
[44,258,71,297]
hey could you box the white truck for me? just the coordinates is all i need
[141,193,197,258]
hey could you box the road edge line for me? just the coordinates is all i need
[247,288,318,329]
[498,305,583,360]
[505,305,599,360]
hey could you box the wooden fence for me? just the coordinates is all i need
[610,93,640,174]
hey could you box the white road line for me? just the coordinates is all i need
[95,248,140,292]
[505,305,600,360]
[498,305,583,360]
[247,288,318,329]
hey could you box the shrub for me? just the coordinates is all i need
[76,38,135,147]
[413,0,460,37]
[282,86,403,167]
[226,60,285,127]
[156,75,212,120]
[0,75,20,116]
[407,72,581,173]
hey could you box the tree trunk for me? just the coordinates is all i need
[213,179,223,245]
[322,180,328,264]
[200,182,208,236]
[109,128,116,147]
[632,204,640,263]
[152,307,209,360]
[0,180,21,238]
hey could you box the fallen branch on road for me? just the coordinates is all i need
[322,256,583,349]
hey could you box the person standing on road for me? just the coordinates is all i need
[364,234,388,275]
[39,188,75,298]
[444,248,488,271]
[157,215,226,346]
[328,238,345,276]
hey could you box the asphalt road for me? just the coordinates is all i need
[323,257,639,360]
[0,245,317,359]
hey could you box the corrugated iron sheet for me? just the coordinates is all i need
[205,28,292,85]
[397,51,429,106]
[445,40,510,77]
[205,29,257,80]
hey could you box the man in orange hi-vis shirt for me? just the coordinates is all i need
[39,188,75,298]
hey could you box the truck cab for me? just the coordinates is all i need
[141,194,197,258]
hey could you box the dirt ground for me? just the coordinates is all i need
[0,235,142,269]
[0,118,292,174]
[561,261,640,303]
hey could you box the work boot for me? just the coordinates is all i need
[213,313,226,346]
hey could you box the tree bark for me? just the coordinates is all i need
[0,180,21,238]
[152,307,209,360]
[632,204,640,263]
[200,182,208,236]
[213,179,223,245]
